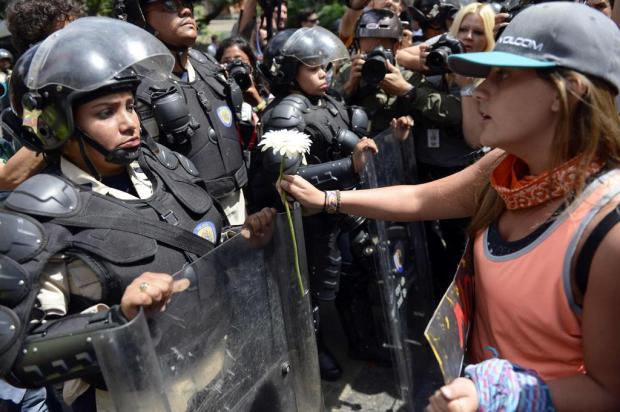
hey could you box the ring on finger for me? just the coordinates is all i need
[139,282,149,293]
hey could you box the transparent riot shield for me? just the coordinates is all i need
[92,208,322,412]
[360,128,435,410]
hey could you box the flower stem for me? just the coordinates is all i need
[279,158,305,297]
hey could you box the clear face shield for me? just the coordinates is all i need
[20,17,175,153]
[281,26,350,69]
[26,16,174,93]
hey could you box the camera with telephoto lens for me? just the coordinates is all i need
[226,59,253,91]
[426,33,465,75]
[361,46,395,86]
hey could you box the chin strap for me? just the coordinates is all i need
[74,128,141,181]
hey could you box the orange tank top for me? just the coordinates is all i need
[469,169,620,380]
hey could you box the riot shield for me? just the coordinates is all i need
[92,208,322,412]
[360,128,435,410]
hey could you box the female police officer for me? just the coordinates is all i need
[0,17,274,408]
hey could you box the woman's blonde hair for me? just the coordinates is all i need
[448,2,496,52]
[469,70,620,235]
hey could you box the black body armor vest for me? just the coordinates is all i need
[1,144,223,314]
[262,93,355,163]
[136,49,247,199]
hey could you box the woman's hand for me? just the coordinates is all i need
[279,174,325,212]
[121,272,190,320]
[352,137,378,173]
[426,378,479,412]
[390,116,414,141]
[241,207,277,248]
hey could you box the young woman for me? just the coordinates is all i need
[216,36,270,154]
[216,36,270,112]
[281,3,620,410]
[1,17,274,410]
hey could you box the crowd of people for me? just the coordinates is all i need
[0,0,619,411]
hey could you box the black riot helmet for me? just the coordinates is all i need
[14,17,174,175]
[259,29,298,95]
[354,8,403,41]
[260,26,350,97]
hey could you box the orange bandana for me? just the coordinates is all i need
[490,155,604,210]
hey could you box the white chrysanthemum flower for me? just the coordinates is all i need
[259,129,312,165]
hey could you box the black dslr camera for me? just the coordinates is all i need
[361,46,395,85]
[426,34,464,75]
[226,59,253,91]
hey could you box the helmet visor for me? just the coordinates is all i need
[281,26,350,67]
[26,17,174,92]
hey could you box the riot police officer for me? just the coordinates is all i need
[334,9,421,135]
[0,18,274,409]
[116,0,250,225]
[253,27,377,380]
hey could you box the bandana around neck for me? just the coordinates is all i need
[490,154,604,210]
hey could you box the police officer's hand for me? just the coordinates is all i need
[241,207,277,248]
[352,137,379,173]
[425,378,479,412]
[121,272,190,320]
[344,52,365,97]
[390,116,414,141]
[279,175,324,213]
[380,61,414,97]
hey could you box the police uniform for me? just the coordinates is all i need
[136,50,248,225]
[259,92,362,300]
[1,143,226,391]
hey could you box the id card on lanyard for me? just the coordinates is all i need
[427,129,441,148]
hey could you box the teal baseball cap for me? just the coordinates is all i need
[448,2,620,93]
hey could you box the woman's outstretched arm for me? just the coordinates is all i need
[280,149,503,222]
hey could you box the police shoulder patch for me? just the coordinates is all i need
[216,106,233,128]
[392,242,405,274]
[193,221,217,243]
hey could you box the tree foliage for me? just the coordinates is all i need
[287,0,345,31]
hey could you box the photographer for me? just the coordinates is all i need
[409,0,457,41]
[216,36,270,112]
[338,0,403,48]
[216,36,270,153]
[334,9,416,136]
